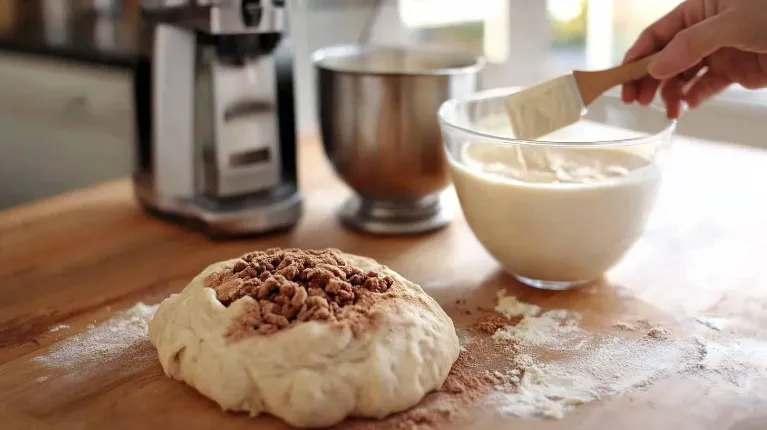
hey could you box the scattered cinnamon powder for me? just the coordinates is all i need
[204,248,395,340]
[473,314,514,335]
[392,408,452,430]
[341,309,525,430]
[646,327,672,340]
[612,321,636,331]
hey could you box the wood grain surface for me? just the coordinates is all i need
[1,136,766,429]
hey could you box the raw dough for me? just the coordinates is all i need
[148,249,459,428]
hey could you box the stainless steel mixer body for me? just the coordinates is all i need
[314,45,484,234]
[133,0,301,239]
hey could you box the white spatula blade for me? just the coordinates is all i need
[504,74,585,140]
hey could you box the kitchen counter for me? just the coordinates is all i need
[1,136,767,429]
[0,0,141,68]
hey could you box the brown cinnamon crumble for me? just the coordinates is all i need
[204,248,395,339]
[473,314,512,335]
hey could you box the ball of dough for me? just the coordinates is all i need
[148,248,459,428]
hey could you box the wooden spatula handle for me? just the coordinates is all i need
[573,53,658,106]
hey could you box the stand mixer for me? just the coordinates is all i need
[132,0,301,238]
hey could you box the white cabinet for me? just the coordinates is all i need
[0,52,134,209]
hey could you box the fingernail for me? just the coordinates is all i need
[666,107,677,119]
[647,63,659,78]
[647,59,665,79]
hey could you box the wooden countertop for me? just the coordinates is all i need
[1,136,767,429]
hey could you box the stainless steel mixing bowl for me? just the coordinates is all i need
[313,44,485,234]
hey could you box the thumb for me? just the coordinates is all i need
[648,10,741,79]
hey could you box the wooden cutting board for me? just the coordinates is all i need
[1,136,766,430]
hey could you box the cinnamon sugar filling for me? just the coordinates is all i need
[204,248,395,339]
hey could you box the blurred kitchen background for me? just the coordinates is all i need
[0,0,765,210]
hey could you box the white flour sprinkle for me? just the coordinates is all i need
[492,311,583,349]
[48,324,69,333]
[34,303,158,370]
[693,336,767,386]
[483,291,767,420]
[494,290,540,318]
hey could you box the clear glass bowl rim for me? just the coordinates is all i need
[438,86,677,149]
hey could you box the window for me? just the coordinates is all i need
[544,0,685,73]
[544,0,767,117]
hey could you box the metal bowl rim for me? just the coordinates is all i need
[312,44,486,77]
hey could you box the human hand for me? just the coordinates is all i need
[621,0,767,118]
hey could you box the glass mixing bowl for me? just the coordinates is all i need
[438,88,676,290]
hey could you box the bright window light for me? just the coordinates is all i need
[547,0,583,23]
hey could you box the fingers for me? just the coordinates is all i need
[621,80,637,103]
[660,77,686,119]
[623,76,659,104]
[621,2,688,104]
[626,55,703,109]
[649,10,742,79]
[659,65,703,119]
[637,77,661,106]
[683,71,732,108]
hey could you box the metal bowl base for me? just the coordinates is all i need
[338,193,454,235]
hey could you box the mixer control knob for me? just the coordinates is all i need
[241,0,263,27]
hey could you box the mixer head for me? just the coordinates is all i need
[140,0,287,36]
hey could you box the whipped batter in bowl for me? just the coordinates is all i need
[438,91,675,290]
